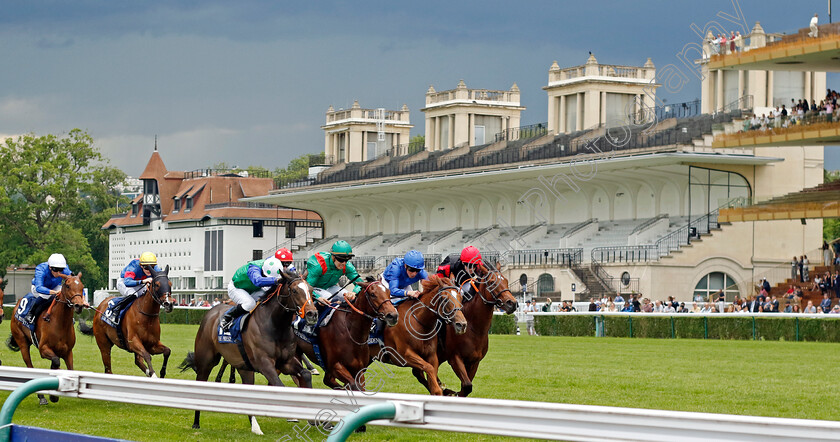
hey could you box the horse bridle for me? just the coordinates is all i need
[466,269,513,307]
[345,281,394,320]
[271,276,309,313]
[54,277,85,308]
[139,274,173,317]
[410,284,463,326]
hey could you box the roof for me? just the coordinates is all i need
[103,152,321,229]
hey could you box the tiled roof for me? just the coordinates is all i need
[104,152,320,228]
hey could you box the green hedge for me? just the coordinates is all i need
[489,314,517,335]
[534,315,840,342]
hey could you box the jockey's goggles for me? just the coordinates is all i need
[49,267,63,273]
[333,254,353,263]
[405,265,421,273]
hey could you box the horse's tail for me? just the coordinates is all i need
[6,334,19,352]
[78,319,94,336]
[178,352,197,373]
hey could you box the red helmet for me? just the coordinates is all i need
[275,248,293,262]
[460,246,482,265]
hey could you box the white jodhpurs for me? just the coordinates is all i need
[227,281,267,311]
[313,285,348,303]
[117,278,148,298]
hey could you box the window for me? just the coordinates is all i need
[537,273,555,296]
[693,272,739,302]
[131,203,138,217]
[253,220,264,238]
[286,221,297,239]
[185,197,193,212]
[253,249,263,261]
[204,230,224,271]
[173,198,181,212]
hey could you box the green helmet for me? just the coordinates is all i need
[331,240,354,257]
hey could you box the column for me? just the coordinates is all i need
[804,71,811,101]
[361,131,368,160]
[715,70,723,110]
[600,91,606,126]
[449,115,455,149]
[767,71,774,107]
[559,95,566,134]
[468,113,474,144]
[576,92,584,131]
[434,116,441,151]
[737,71,744,101]
[547,94,556,135]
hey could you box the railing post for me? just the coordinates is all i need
[327,402,397,441]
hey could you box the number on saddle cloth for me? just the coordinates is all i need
[101,297,136,329]
[217,308,250,344]
[15,294,45,331]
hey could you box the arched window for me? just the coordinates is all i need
[537,273,555,296]
[693,272,739,302]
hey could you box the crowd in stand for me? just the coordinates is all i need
[742,90,840,133]
[707,31,745,55]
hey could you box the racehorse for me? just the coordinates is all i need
[180,269,317,435]
[296,276,399,390]
[369,275,467,396]
[435,264,518,397]
[81,266,174,378]
[7,273,88,405]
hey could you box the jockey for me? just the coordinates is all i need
[383,250,428,299]
[274,248,297,273]
[305,240,361,306]
[437,245,483,293]
[113,252,163,314]
[26,253,72,323]
[221,257,285,330]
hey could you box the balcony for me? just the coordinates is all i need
[708,22,840,71]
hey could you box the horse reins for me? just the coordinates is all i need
[138,274,173,317]
[408,284,463,330]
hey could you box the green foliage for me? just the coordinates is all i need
[488,314,516,334]
[532,314,840,342]
[824,169,840,241]
[0,130,126,290]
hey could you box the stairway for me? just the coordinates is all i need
[570,264,612,301]
[767,264,839,309]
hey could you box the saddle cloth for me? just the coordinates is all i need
[100,296,136,329]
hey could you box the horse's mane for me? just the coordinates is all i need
[421,274,448,293]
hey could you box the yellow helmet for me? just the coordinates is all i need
[139,252,158,266]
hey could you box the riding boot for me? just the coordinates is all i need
[221,305,246,331]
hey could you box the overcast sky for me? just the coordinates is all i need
[2,0,838,176]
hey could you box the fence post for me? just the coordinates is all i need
[595,316,605,337]
[752,316,756,340]
[628,316,633,338]
[795,317,800,342]
[703,317,708,339]
[0,377,60,441]
[670,316,675,339]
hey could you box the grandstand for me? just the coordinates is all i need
[251,41,825,303]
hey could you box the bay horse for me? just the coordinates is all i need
[296,277,398,391]
[180,269,317,435]
[81,266,174,378]
[369,275,467,396]
[7,273,88,405]
[436,264,518,397]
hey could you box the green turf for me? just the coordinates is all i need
[1,321,839,441]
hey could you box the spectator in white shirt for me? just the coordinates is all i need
[809,13,819,38]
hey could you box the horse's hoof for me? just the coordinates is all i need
[443,388,457,396]
[49,395,59,403]
[354,425,367,433]
[192,424,200,430]
[310,368,320,375]
[38,397,47,406]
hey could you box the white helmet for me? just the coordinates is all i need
[47,253,67,269]
[261,258,284,277]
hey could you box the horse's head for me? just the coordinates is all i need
[358,276,398,327]
[421,275,467,334]
[59,272,88,314]
[148,266,174,313]
[473,265,518,314]
[281,270,317,325]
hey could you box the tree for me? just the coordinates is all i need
[0,130,126,290]
[824,169,840,242]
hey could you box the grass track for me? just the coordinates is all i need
[0,321,839,441]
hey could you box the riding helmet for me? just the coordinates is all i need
[404,250,425,270]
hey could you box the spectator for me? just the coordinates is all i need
[783,301,792,313]
[621,301,635,313]
[614,293,625,308]
[691,302,702,313]
[747,295,762,312]
[824,241,832,266]
[802,255,811,282]
[792,304,801,313]
[678,302,689,313]
[831,305,840,315]
[524,300,536,335]
[820,293,832,313]
[212,297,221,307]
[541,298,553,312]
[694,292,705,303]
[664,302,676,314]
[588,298,597,312]
[642,298,654,313]
[729,31,736,53]
[631,294,641,312]
[799,255,805,282]
[791,256,799,282]
[607,302,617,312]
[833,272,840,298]
[809,13,819,38]
[668,296,679,311]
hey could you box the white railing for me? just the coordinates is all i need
[1,367,840,441]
